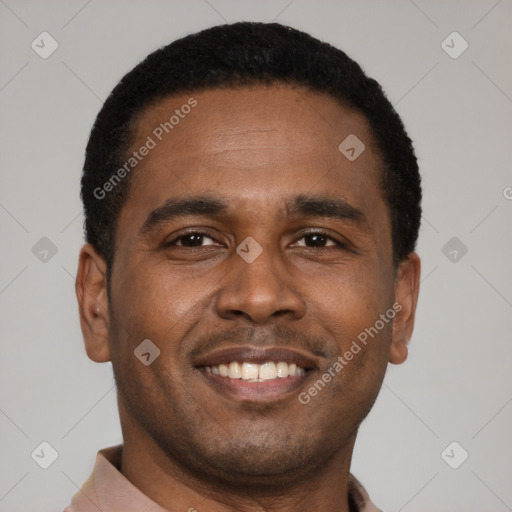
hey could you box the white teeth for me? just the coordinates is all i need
[228,361,242,379]
[204,361,306,381]
[276,361,289,378]
[259,362,277,380]
[241,362,259,380]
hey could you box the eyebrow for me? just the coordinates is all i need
[139,194,366,235]
[285,195,366,224]
[140,197,228,234]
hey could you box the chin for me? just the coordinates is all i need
[156,426,340,492]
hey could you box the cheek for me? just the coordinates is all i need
[306,258,395,385]
[312,259,391,325]
[108,265,188,402]
[112,260,194,330]
[108,257,221,375]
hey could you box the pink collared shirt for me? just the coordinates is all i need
[64,445,381,512]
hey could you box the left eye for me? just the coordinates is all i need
[293,232,340,248]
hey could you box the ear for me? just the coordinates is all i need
[389,252,421,365]
[75,243,111,362]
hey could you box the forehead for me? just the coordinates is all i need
[133,85,376,157]
[125,85,383,204]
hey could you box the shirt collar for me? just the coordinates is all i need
[65,445,381,512]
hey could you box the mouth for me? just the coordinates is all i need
[205,360,306,381]
[193,346,318,401]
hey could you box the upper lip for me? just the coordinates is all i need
[193,346,319,370]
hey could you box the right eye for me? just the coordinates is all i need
[164,231,221,248]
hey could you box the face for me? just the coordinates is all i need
[77,85,420,488]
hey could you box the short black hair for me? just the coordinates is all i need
[81,21,421,276]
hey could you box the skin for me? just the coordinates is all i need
[76,85,420,512]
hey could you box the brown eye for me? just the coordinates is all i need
[167,232,218,247]
[294,231,340,248]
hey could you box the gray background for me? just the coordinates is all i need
[0,0,511,511]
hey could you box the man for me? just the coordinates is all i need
[70,21,421,512]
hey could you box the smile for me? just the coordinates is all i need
[194,346,318,400]
[204,361,306,381]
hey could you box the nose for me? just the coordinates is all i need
[215,247,306,324]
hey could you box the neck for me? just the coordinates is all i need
[119,409,357,512]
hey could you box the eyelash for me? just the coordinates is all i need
[165,229,348,250]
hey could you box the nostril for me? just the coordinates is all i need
[272,309,294,318]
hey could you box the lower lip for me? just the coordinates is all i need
[198,369,313,401]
